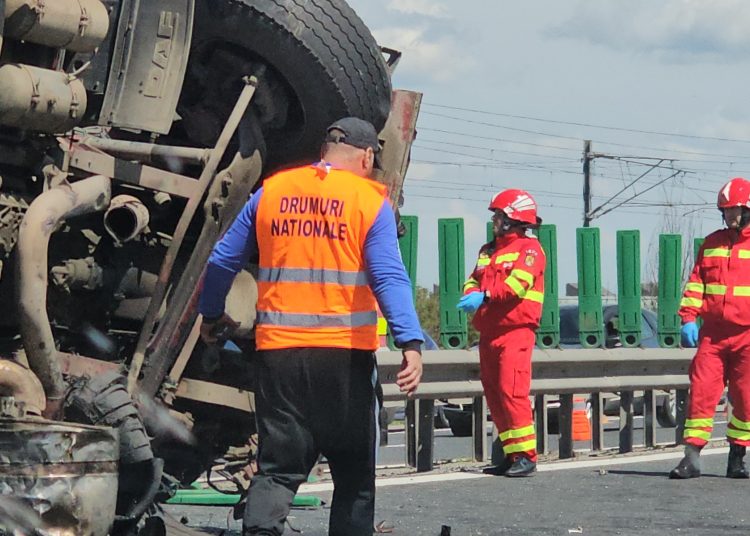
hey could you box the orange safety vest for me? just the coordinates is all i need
[255,164,387,350]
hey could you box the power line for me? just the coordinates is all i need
[423,102,750,145]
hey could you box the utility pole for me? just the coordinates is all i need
[583,140,592,227]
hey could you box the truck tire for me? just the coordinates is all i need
[178,0,392,171]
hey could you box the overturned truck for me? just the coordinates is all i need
[0,1,420,534]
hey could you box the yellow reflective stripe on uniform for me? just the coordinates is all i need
[377,317,387,336]
[730,416,750,431]
[476,258,491,267]
[683,429,711,441]
[524,290,544,303]
[704,248,730,258]
[495,252,520,264]
[680,297,703,308]
[733,286,750,297]
[505,276,526,297]
[727,428,750,441]
[685,282,705,293]
[685,418,713,428]
[510,269,534,286]
[463,278,480,292]
[503,439,537,455]
[499,424,536,441]
[705,284,727,295]
[739,250,750,259]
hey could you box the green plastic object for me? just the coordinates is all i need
[576,228,604,348]
[388,215,419,350]
[536,224,559,348]
[438,218,467,349]
[616,230,642,347]
[486,221,494,243]
[166,489,321,507]
[658,234,682,348]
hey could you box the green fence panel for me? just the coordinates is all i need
[616,230,642,347]
[576,228,604,348]
[388,215,419,350]
[658,234,682,348]
[486,221,494,243]
[536,224,560,348]
[439,218,467,349]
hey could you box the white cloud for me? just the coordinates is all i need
[370,26,474,83]
[385,0,449,18]
[551,0,750,60]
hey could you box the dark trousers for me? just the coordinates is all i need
[243,348,377,536]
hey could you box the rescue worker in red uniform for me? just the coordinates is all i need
[670,177,750,479]
[457,189,545,477]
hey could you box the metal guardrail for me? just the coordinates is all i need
[377,348,693,472]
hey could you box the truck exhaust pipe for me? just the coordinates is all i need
[17,173,111,419]
[104,195,150,244]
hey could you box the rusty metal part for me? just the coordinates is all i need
[371,89,423,208]
[0,418,119,536]
[59,351,122,378]
[175,378,254,413]
[164,317,202,397]
[129,76,259,394]
[69,143,200,199]
[0,360,46,416]
[80,137,211,166]
[104,194,150,243]
[0,63,87,132]
[17,173,112,414]
[4,0,110,52]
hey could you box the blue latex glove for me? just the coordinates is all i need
[457,292,485,313]
[681,322,699,347]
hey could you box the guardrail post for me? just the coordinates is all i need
[619,390,634,453]
[405,399,434,472]
[439,218,467,349]
[534,395,549,455]
[576,228,604,348]
[644,390,656,448]
[472,396,488,462]
[388,215,418,350]
[590,393,605,451]
[617,230,642,347]
[675,389,688,444]
[658,234,682,348]
[559,394,574,459]
[537,224,560,349]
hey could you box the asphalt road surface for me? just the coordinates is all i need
[166,444,745,536]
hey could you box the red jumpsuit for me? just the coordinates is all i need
[464,231,545,461]
[680,225,750,448]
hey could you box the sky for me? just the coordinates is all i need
[346,0,750,294]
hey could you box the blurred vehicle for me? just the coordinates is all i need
[443,304,680,437]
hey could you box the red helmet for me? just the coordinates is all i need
[717,178,750,209]
[488,189,540,226]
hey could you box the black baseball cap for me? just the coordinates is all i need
[325,117,381,154]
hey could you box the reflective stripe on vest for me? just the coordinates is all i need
[730,416,750,431]
[463,277,480,293]
[685,282,704,293]
[680,297,703,308]
[684,428,711,441]
[257,310,377,328]
[503,439,537,455]
[739,250,750,259]
[499,424,535,441]
[734,286,750,297]
[476,257,491,267]
[703,248,730,258]
[705,284,727,295]
[685,417,713,429]
[258,267,368,286]
[495,252,519,264]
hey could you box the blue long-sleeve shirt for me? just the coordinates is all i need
[198,186,424,347]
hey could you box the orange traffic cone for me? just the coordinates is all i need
[572,396,592,441]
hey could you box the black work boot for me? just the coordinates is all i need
[505,456,536,477]
[727,444,750,479]
[669,445,701,479]
[482,456,513,476]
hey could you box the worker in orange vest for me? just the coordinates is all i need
[458,189,545,477]
[671,177,750,479]
[199,117,424,535]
